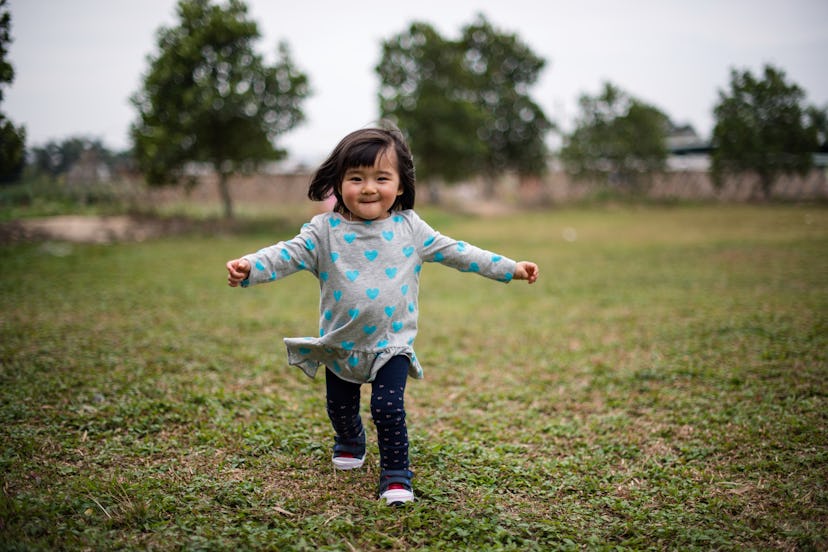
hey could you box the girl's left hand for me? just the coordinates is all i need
[513,261,539,284]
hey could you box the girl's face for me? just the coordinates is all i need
[339,147,403,222]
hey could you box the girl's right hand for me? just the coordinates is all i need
[226,258,251,287]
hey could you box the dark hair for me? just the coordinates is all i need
[307,123,416,214]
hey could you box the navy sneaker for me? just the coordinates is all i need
[332,429,366,470]
[378,469,414,505]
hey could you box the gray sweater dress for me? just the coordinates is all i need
[241,210,517,384]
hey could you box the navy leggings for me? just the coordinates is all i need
[325,355,410,470]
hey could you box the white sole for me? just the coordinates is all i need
[380,488,415,505]
[332,455,365,470]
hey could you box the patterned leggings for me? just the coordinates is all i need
[325,355,410,470]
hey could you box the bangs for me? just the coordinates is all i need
[307,123,415,212]
[341,139,389,170]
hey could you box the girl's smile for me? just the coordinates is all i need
[339,147,403,222]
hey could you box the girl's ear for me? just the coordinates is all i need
[397,188,404,196]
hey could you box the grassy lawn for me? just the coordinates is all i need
[1,205,826,550]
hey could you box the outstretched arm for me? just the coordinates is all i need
[513,261,539,284]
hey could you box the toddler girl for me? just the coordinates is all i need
[226,124,538,505]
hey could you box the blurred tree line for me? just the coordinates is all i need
[28,137,133,181]
[2,0,827,216]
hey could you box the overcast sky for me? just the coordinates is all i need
[5,0,828,162]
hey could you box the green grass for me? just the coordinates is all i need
[1,205,826,550]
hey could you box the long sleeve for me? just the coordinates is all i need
[241,219,321,287]
[411,212,517,283]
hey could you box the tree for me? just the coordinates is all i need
[560,82,669,191]
[458,15,552,195]
[0,0,25,184]
[131,0,310,218]
[712,64,825,198]
[376,15,551,194]
[377,22,487,185]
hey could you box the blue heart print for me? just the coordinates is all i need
[346,270,360,281]
[385,267,398,279]
[348,308,360,319]
[384,306,396,317]
[393,215,404,223]
[344,233,356,244]
[408,302,416,313]
[280,249,291,261]
[382,231,394,241]
[363,325,377,335]
[304,239,315,251]
[320,272,329,281]
[366,288,380,300]
[299,347,311,355]
[434,252,444,262]
[492,255,502,263]
[424,236,436,247]
[268,272,277,281]
[401,284,409,295]
[348,355,359,367]
[403,246,415,258]
[457,241,467,252]
[469,262,480,272]
[341,341,355,351]
[324,309,333,320]
[392,321,404,333]
[330,252,340,263]
[364,250,378,261]
[255,260,265,271]
[333,290,343,302]
[329,217,341,227]
[377,339,389,348]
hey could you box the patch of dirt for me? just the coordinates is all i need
[0,215,200,244]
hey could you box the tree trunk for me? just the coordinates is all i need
[482,173,497,199]
[759,173,773,201]
[218,171,234,219]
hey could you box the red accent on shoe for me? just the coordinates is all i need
[388,483,405,491]
[337,452,354,458]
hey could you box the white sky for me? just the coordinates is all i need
[4,0,828,163]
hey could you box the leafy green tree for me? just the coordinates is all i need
[560,82,669,191]
[459,15,551,194]
[377,22,487,185]
[0,0,25,184]
[131,0,310,218]
[712,64,825,198]
[376,15,551,194]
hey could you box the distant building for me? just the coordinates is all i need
[667,125,711,171]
